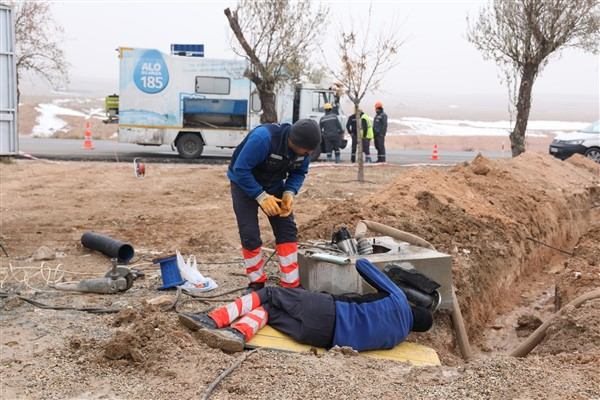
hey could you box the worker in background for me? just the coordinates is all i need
[227,119,321,294]
[358,109,375,163]
[179,258,434,353]
[346,111,358,163]
[373,102,388,163]
[346,108,373,163]
[319,103,344,163]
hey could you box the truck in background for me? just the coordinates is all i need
[0,3,18,157]
[106,47,343,160]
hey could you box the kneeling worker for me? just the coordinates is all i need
[179,258,434,353]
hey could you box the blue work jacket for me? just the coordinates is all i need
[227,124,309,199]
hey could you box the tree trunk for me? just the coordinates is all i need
[258,89,277,123]
[225,7,277,123]
[510,64,537,157]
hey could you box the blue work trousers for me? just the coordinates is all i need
[230,182,298,251]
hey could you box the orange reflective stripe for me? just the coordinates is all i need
[242,246,267,283]
[277,242,299,286]
[279,263,297,274]
[209,292,260,327]
[242,246,261,261]
[276,242,297,258]
[280,278,299,288]
[209,307,230,328]
[232,307,268,341]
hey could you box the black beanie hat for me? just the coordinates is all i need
[410,306,433,332]
[289,119,321,151]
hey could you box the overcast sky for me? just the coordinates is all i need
[47,0,599,119]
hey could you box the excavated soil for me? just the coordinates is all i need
[1,149,599,399]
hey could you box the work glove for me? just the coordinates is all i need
[279,191,294,217]
[256,192,282,217]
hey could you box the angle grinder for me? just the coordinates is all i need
[53,258,135,294]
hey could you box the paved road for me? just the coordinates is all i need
[17,137,510,166]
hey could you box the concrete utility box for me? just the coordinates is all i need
[0,3,18,156]
[298,236,453,311]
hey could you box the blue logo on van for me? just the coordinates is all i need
[134,49,169,94]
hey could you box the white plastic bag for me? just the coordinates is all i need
[176,250,218,292]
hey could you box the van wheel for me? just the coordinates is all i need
[585,147,600,164]
[177,133,204,159]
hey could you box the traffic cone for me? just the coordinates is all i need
[430,144,439,160]
[83,120,95,150]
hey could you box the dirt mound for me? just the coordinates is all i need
[301,152,600,339]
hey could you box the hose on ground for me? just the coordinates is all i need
[354,220,436,250]
[510,287,600,358]
[450,286,473,361]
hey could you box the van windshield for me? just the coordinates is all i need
[581,121,600,134]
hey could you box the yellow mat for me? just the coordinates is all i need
[245,325,440,366]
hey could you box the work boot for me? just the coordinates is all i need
[242,281,265,295]
[178,312,218,331]
[198,327,246,353]
[335,153,341,164]
[327,154,333,162]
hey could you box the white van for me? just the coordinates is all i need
[549,120,600,163]
[111,47,342,160]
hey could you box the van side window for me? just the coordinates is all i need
[195,77,230,94]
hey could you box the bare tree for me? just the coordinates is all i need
[467,0,600,157]
[327,5,404,181]
[224,0,327,123]
[9,0,69,103]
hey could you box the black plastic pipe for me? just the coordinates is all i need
[395,282,437,310]
[81,231,134,262]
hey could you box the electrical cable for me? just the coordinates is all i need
[160,286,183,311]
[0,242,9,257]
[180,286,247,304]
[0,291,122,314]
[174,297,214,314]
[525,236,574,256]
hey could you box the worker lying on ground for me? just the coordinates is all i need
[178,258,434,353]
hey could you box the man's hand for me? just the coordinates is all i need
[279,191,294,217]
[256,192,282,217]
